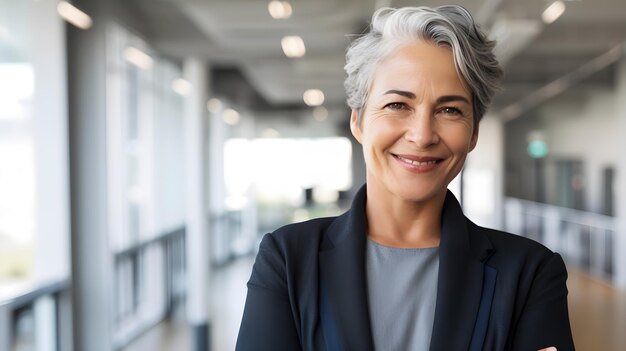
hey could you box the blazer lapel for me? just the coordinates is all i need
[318,187,494,351]
[319,187,374,351]
[429,191,494,351]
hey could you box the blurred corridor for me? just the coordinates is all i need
[119,260,626,351]
[3,0,626,350]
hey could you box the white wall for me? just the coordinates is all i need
[152,63,186,233]
[32,0,70,284]
[539,90,618,213]
[464,114,504,229]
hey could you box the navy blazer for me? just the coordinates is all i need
[236,186,575,350]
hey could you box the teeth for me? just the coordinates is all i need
[397,156,437,166]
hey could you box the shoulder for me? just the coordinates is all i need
[472,222,553,258]
[469,223,569,307]
[469,222,564,276]
[265,216,337,253]
[254,216,335,266]
[248,216,337,289]
[469,223,569,298]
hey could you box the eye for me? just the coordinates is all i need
[438,106,463,116]
[384,102,408,111]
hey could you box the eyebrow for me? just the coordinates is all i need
[383,90,416,99]
[436,95,471,105]
[383,90,471,105]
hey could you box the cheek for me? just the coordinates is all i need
[446,126,475,153]
[361,130,389,166]
[366,119,401,143]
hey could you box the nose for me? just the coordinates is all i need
[404,109,439,148]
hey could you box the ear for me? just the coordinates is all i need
[350,109,363,144]
[468,124,479,152]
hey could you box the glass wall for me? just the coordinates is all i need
[224,137,352,234]
[105,23,186,347]
[1,1,70,350]
[0,0,36,285]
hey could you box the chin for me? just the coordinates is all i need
[388,181,446,203]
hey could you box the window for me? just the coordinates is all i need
[0,0,37,283]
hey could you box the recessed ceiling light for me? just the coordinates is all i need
[123,47,153,70]
[281,36,305,58]
[268,1,292,19]
[542,1,566,24]
[57,1,93,30]
[223,108,240,125]
[207,98,222,112]
[172,78,192,96]
[303,89,324,106]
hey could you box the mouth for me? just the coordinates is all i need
[392,154,444,172]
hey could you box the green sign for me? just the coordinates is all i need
[528,140,549,159]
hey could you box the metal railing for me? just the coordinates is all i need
[0,228,187,351]
[0,278,70,351]
[112,228,186,349]
[505,197,616,282]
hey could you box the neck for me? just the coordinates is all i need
[365,184,446,249]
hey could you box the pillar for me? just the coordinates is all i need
[67,0,114,349]
[614,48,626,289]
[464,114,505,230]
[183,58,211,350]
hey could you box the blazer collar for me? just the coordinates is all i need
[319,185,373,350]
[318,185,493,350]
[429,190,494,350]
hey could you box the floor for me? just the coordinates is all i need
[123,259,626,351]
[122,257,253,351]
[567,269,626,350]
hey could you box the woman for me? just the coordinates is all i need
[237,5,574,351]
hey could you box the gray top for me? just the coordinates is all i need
[366,239,439,351]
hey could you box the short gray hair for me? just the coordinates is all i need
[344,5,503,124]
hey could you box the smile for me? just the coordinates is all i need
[396,156,438,166]
[392,154,443,172]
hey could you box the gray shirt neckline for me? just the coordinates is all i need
[366,239,440,351]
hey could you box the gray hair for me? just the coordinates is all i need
[344,5,503,124]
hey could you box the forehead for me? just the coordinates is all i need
[369,40,470,98]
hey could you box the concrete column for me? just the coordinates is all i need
[237,116,259,255]
[208,101,227,265]
[464,114,505,230]
[183,58,211,350]
[67,0,114,350]
[614,49,626,289]
[32,0,71,285]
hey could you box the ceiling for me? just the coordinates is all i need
[129,0,626,120]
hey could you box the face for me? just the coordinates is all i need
[350,40,478,204]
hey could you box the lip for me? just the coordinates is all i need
[392,153,444,173]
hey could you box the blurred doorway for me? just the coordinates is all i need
[601,166,615,216]
[556,160,585,210]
